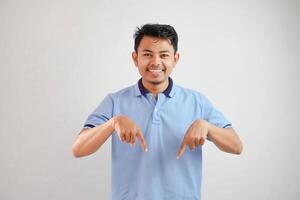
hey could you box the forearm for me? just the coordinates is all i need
[72,118,115,157]
[207,123,243,154]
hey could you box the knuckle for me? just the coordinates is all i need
[121,132,125,137]
[132,127,137,132]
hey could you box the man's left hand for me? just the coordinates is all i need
[176,119,209,160]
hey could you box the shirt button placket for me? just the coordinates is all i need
[153,94,162,124]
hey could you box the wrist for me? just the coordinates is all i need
[196,119,209,127]
[206,122,216,140]
[109,116,119,130]
[197,119,213,138]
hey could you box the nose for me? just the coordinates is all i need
[150,55,162,67]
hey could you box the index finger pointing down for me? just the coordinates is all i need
[176,141,187,160]
[136,129,148,152]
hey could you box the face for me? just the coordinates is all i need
[132,36,179,87]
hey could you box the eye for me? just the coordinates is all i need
[161,54,169,58]
[143,53,151,57]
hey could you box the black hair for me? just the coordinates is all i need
[133,23,178,54]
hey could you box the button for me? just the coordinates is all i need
[154,108,158,112]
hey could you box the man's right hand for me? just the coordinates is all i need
[112,115,148,152]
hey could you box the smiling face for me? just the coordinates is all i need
[132,36,180,91]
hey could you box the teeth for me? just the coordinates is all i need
[149,69,162,72]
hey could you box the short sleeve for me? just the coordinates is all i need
[201,94,232,129]
[83,94,114,128]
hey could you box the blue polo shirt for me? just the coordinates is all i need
[84,78,231,200]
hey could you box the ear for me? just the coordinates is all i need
[132,51,138,67]
[174,52,180,66]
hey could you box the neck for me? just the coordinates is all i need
[142,78,169,97]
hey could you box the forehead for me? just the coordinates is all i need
[138,36,174,52]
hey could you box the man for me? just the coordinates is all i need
[72,23,243,200]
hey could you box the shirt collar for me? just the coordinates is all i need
[137,77,173,98]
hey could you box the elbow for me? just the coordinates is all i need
[72,140,97,158]
[229,130,243,155]
[233,141,243,155]
[72,143,84,158]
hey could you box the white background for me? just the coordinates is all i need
[1,0,299,199]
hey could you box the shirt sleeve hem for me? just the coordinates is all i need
[84,124,96,128]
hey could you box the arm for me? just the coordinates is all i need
[177,120,243,159]
[207,123,243,154]
[72,118,115,158]
[72,115,148,158]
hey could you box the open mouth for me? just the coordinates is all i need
[147,69,164,77]
[149,69,163,73]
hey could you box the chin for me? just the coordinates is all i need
[149,80,164,85]
[147,78,167,85]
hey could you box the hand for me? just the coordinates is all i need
[112,115,148,152]
[176,119,209,159]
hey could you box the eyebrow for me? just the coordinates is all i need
[142,49,170,53]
